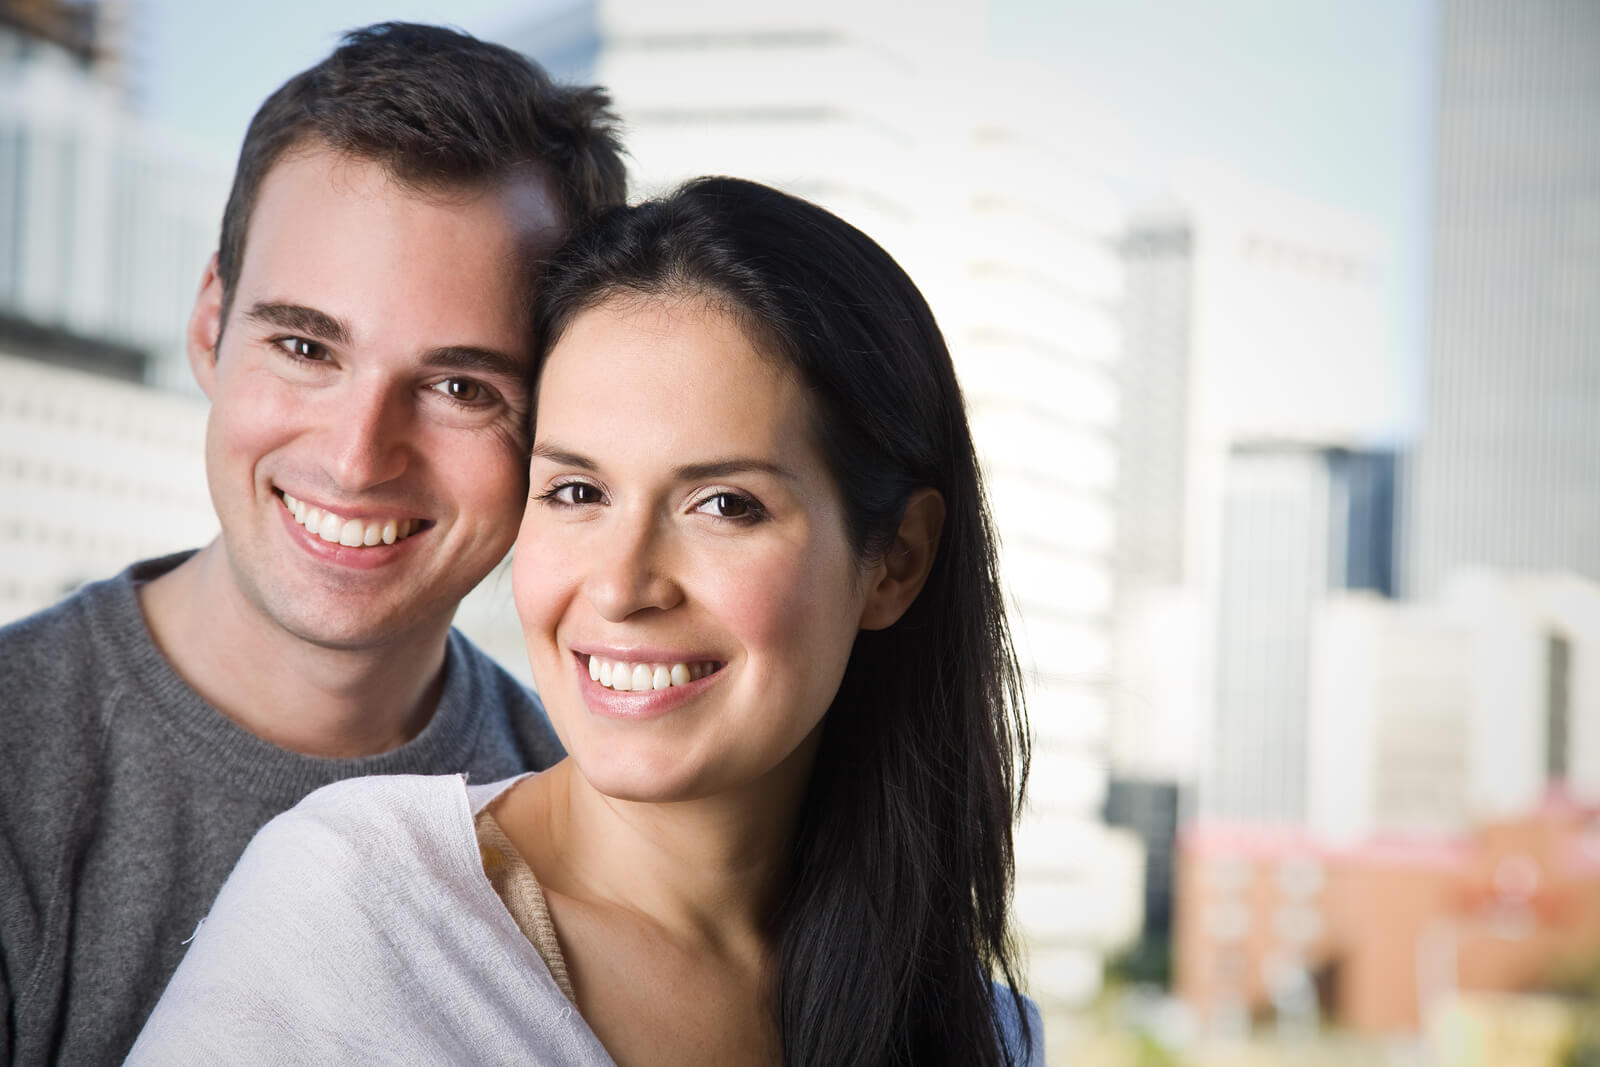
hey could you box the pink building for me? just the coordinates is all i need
[1176,794,1600,1034]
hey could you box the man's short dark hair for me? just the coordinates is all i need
[216,21,627,317]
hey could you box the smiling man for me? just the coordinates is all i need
[0,23,624,1065]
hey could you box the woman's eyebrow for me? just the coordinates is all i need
[529,445,796,483]
[529,444,597,470]
[673,459,797,483]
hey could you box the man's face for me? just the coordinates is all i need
[188,146,563,651]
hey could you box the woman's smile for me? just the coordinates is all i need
[582,652,723,693]
[570,649,727,721]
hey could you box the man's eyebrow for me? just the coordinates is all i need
[529,444,796,483]
[421,346,527,382]
[243,305,524,380]
[245,302,351,345]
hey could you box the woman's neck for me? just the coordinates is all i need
[490,734,823,1067]
[500,741,815,952]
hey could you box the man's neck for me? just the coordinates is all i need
[137,542,451,758]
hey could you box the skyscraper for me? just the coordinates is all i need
[1112,177,1393,813]
[1402,0,1600,597]
[1209,445,1396,824]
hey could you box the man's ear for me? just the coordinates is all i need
[187,253,224,399]
[859,488,945,632]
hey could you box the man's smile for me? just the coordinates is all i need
[276,490,431,548]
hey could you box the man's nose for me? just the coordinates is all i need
[323,380,411,492]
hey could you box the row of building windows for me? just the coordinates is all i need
[0,456,207,508]
[0,513,203,554]
[0,441,199,480]
[0,387,203,447]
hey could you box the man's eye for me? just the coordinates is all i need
[433,378,486,404]
[277,337,328,361]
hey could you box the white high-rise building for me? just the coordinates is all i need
[1118,171,1392,593]
[0,352,215,623]
[0,8,228,389]
[1402,0,1600,598]
[0,3,224,622]
[507,0,1131,1043]
[1307,571,1600,844]
[1208,444,1396,824]
[1113,174,1393,820]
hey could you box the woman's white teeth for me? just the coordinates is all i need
[587,655,716,692]
[280,492,417,547]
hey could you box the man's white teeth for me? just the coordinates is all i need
[280,492,417,547]
[587,655,716,692]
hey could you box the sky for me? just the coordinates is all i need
[129,0,1435,433]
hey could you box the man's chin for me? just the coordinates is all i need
[256,592,455,654]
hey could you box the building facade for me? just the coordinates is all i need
[1209,446,1397,824]
[0,3,227,389]
[1113,177,1393,826]
[1402,0,1600,597]
[1176,802,1600,1037]
[1307,571,1600,846]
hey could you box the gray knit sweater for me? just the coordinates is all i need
[0,552,564,1066]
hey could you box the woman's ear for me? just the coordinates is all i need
[859,488,945,632]
[187,254,224,399]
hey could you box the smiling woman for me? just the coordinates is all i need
[128,178,1040,1066]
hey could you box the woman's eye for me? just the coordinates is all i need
[433,378,486,404]
[697,492,753,519]
[552,482,604,506]
[277,337,328,361]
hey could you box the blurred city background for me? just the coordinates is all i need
[2,0,1597,1063]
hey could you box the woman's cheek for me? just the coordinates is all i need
[512,530,572,644]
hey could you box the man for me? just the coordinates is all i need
[0,23,625,1064]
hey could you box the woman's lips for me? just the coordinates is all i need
[584,652,723,692]
[571,651,725,720]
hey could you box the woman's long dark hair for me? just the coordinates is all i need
[533,177,1032,1065]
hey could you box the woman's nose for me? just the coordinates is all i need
[584,510,683,621]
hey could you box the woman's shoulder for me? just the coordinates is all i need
[258,772,527,855]
[991,982,1046,1065]
[206,773,533,926]
[129,771,608,1064]
[287,770,494,816]
[205,775,475,927]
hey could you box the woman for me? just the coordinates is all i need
[130,177,1040,1065]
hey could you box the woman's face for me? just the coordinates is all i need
[513,294,871,805]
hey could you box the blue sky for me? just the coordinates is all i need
[993,0,1436,431]
[129,0,1434,432]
